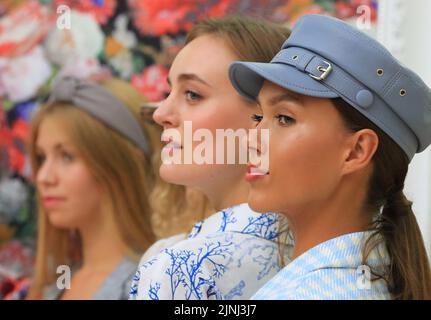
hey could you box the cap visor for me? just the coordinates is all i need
[229,61,339,101]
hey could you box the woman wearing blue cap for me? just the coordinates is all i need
[229,14,431,299]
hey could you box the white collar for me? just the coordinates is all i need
[187,203,289,243]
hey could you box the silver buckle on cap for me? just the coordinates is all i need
[309,61,332,81]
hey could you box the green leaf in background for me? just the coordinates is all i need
[38,0,53,6]
[314,0,337,14]
[132,53,146,74]
[2,100,14,112]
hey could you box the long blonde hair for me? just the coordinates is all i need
[27,78,159,299]
[150,16,291,238]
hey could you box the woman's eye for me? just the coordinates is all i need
[251,114,263,124]
[185,90,202,101]
[61,151,75,162]
[36,153,46,165]
[276,114,295,126]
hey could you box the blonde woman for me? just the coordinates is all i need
[130,16,293,300]
[26,76,159,299]
[140,102,213,256]
[142,101,213,241]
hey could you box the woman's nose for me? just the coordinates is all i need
[247,125,270,169]
[153,96,180,129]
[247,126,269,154]
[36,159,58,187]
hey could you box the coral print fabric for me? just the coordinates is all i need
[130,203,293,300]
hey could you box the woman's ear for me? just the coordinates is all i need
[342,129,379,175]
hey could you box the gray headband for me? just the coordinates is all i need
[47,76,151,158]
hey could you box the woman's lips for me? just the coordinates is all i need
[42,196,66,209]
[161,137,182,158]
[161,136,182,148]
[245,164,269,182]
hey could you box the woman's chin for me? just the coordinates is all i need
[47,211,76,229]
[159,163,200,186]
[48,219,72,230]
[248,192,272,213]
[158,163,184,184]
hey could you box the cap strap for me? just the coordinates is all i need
[272,47,418,158]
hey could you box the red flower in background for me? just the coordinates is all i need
[335,0,377,22]
[128,0,233,36]
[0,118,28,176]
[128,0,194,36]
[204,0,232,19]
[335,0,356,19]
[131,64,170,102]
[53,0,117,25]
[0,0,53,58]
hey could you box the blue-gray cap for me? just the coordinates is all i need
[229,14,431,161]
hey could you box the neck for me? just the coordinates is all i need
[78,211,127,272]
[202,167,250,211]
[287,177,373,260]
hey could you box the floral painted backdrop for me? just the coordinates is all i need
[0,0,377,298]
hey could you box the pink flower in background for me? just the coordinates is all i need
[53,0,117,25]
[131,64,169,102]
[57,57,112,81]
[0,0,54,58]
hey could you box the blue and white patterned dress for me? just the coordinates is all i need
[252,231,391,300]
[129,203,293,300]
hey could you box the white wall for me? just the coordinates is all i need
[378,0,431,257]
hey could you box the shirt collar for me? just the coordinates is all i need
[281,231,390,278]
[187,203,288,243]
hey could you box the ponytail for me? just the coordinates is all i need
[333,97,431,300]
[379,189,431,299]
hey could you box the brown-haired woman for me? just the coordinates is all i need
[229,14,431,299]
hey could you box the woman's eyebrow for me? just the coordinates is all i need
[35,145,44,153]
[167,73,212,87]
[36,142,73,152]
[264,92,302,107]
